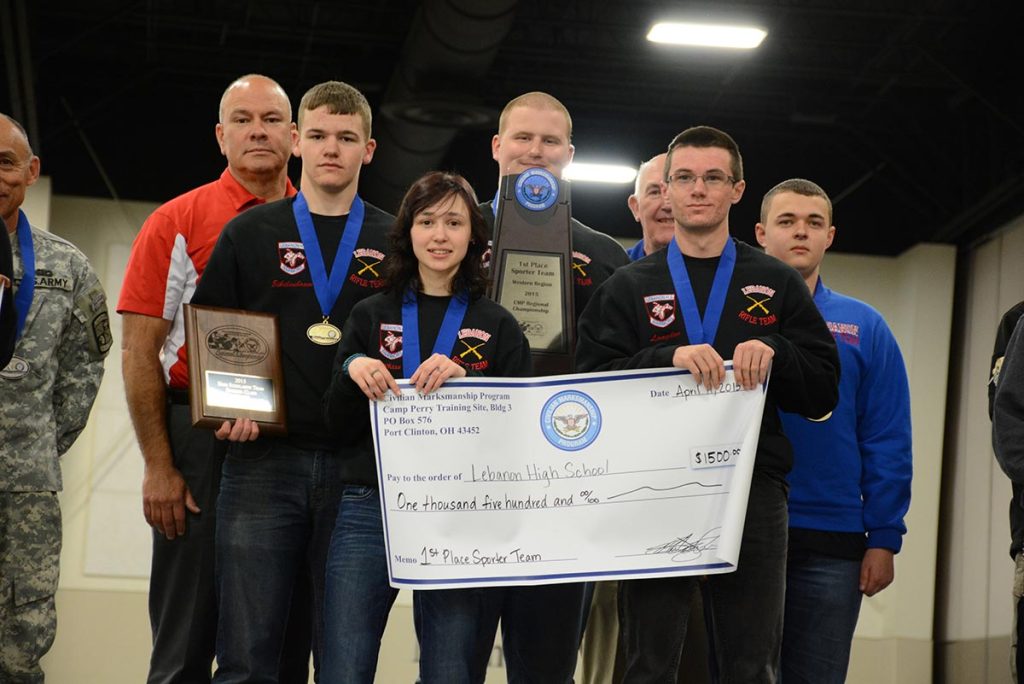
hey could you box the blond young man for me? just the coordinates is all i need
[191,81,392,684]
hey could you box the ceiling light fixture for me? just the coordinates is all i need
[563,163,638,184]
[647,21,767,49]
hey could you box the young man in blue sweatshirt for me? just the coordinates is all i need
[756,178,913,684]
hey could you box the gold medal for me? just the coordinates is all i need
[307,318,342,346]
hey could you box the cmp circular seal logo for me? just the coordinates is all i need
[205,326,270,366]
[540,390,602,451]
[0,356,29,380]
[515,168,559,211]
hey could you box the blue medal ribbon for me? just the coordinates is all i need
[666,237,736,346]
[291,192,365,320]
[13,209,35,340]
[401,289,469,378]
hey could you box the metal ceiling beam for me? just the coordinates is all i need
[1,0,39,153]
[1,0,23,122]
[40,5,406,59]
[934,172,1024,244]
[360,0,519,212]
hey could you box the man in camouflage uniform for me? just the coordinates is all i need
[0,113,110,682]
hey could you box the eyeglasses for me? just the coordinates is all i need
[668,172,736,188]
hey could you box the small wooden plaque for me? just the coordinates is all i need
[184,304,287,436]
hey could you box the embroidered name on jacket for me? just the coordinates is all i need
[34,274,72,290]
[827,320,861,347]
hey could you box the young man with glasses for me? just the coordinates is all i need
[576,126,839,682]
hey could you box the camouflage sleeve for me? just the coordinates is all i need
[53,260,111,455]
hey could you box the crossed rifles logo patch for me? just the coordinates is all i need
[572,251,593,286]
[353,248,384,279]
[739,284,777,325]
[456,327,492,369]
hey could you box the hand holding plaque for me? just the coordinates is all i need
[488,168,575,375]
[184,304,287,435]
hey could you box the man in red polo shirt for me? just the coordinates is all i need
[118,74,310,684]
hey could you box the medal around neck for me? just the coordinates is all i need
[307,318,342,345]
[292,192,364,346]
[184,303,287,436]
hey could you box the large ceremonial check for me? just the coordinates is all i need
[372,366,768,589]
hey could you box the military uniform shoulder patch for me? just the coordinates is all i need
[75,280,112,356]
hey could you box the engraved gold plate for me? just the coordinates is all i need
[307,321,342,346]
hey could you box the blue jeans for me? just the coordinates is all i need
[212,441,343,684]
[780,550,863,684]
[414,583,585,683]
[152,403,313,684]
[619,472,788,683]
[321,485,398,683]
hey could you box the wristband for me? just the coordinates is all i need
[342,353,367,377]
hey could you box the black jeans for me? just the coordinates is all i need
[415,583,585,683]
[619,472,788,684]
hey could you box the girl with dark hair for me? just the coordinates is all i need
[321,171,531,682]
